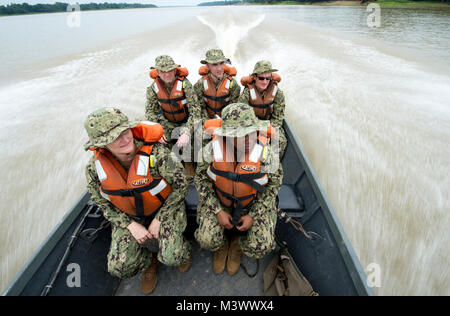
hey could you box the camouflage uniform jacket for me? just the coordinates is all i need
[238,86,286,129]
[194,74,241,122]
[85,140,188,229]
[194,141,283,219]
[145,78,200,137]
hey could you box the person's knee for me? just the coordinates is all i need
[158,229,191,266]
[240,220,276,259]
[241,236,275,259]
[158,247,187,266]
[195,228,224,251]
[107,262,131,279]
[107,252,149,279]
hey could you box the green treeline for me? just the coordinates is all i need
[0,2,157,16]
[199,0,450,4]
[198,1,242,6]
[242,0,450,3]
[242,0,324,3]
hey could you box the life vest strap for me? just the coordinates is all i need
[161,107,189,123]
[203,93,231,106]
[157,95,186,106]
[136,150,150,157]
[215,186,256,212]
[210,165,266,193]
[205,104,225,113]
[161,115,188,124]
[161,107,186,115]
[249,101,274,120]
[101,179,165,217]
[249,101,275,109]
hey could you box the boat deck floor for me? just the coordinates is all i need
[115,240,276,296]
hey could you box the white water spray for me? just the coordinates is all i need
[197,9,266,63]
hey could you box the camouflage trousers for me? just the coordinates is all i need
[278,127,287,160]
[194,205,277,259]
[107,210,191,279]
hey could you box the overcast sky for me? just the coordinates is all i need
[4,1,224,7]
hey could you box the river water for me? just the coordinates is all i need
[0,5,449,295]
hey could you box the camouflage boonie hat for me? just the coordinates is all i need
[201,49,231,64]
[151,55,180,72]
[214,103,270,138]
[83,107,138,150]
[251,60,278,75]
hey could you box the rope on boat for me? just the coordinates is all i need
[277,209,313,240]
[80,219,110,242]
[240,259,259,278]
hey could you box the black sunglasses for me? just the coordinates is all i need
[257,76,271,81]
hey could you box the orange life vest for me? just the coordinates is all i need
[199,65,237,118]
[240,73,282,120]
[204,119,270,211]
[150,67,190,123]
[91,122,172,217]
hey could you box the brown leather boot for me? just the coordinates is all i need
[178,256,192,273]
[141,253,158,295]
[227,235,242,276]
[184,162,195,178]
[213,238,229,275]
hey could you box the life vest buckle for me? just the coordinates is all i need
[118,188,134,196]
[227,173,241,183]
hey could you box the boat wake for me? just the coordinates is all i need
[196,9,265,63]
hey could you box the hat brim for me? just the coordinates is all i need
[214,120,270,138]
[251,68,278,75]
[150,64,181,72]
[84,120,139,151]
[200,58,231,65]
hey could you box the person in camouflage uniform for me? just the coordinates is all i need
[84,107,191,294]
[194,49,241,122]
[194,103,283,276]
[145,55,201,155]
[239,60,287,159]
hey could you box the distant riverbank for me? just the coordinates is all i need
[370,0,450,7]
[2,1,449,17]
[237,0,450,7]
[0,3,157,17]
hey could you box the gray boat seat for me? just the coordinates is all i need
[277,184,303,211]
